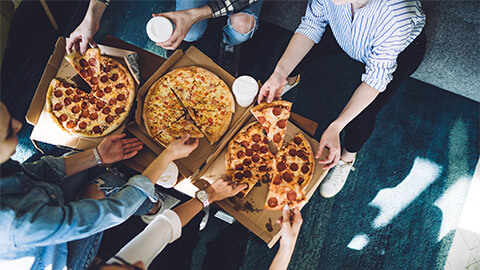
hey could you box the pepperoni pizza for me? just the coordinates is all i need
[251,100,292,149]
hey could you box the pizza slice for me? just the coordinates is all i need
[64,48,101,84]
[265,176,307,210]
[250,100,292,149]
[167,67,198,108]
[93,57,135,105]
[154,116,204,146]
[186,107,232,145]
[74,99,110,136]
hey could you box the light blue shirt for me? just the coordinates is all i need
[0,156,157,270]
[296,0,426,91]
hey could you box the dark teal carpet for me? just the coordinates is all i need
[2,2,479,270]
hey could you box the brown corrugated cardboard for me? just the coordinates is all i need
[26,37,137,150]
[200,116,329,248]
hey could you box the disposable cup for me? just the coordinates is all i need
[232,75,259,107]
[156,162,178,188]
[146,16,174,43]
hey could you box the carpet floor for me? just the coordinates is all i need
[1,1,479,270]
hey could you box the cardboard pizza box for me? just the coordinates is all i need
[199,115,329,248]
[26,37,138,150]
[129,46,256,180]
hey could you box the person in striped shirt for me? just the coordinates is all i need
[258,0,426,198]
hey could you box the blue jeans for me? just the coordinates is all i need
[176,0,264,46]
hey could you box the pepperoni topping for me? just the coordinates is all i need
[100,75,108,83]
[88,58,97,66]
[54,90,63,97]
[96,90,105,98]
[257,116,266,124]
[102,107,111,114]
[89,97,96,104]
[290,163,299,171]
[237,151,244,158]
[117,94,126,101]
[294,136,303,145]
[93,126,101,134]
[59,113,68,122]
[267,197,278,208]
[79,59,88,67]
[73,95,81,102]
[71,106,80,114]
[234,172,244,179]
[111,74,119,81]
[109,98,117,105]
[245,149,254,156]
[87,68,94,77]
[105,115,114,123]
[301,164,310,173]
[241,141,249,147]
[115,107,125,114]
[243,158,252,166]
[252,144,260,152]
[273,107,282,116]
[235,164,244,170]
[64,97,72,105]
[89,113,98,120]
[273,133,282,143]
[297,150,305,158]
[276,162,286,171]
[116,83,124,89]
[66,121,75,129]
[252,154,260,163]
[78,122,87,129]
[103,65,111,72]
[76,89,83,95]
[62,82,71,88]
[105,86,112,93]
[81,110,89,118]
[289,149,297,157]
[297,177,305,185]
[81,101,88,109]
[66,89,73,95]
[90,77,99,85]
[252,134,261,142]
[287,191,297,201]
[54,103,62,111]
[282,172,293,182]
[277,119,287,128]
[96,101,105,109]
[244,170,252,178]
[260,146,269,153]
[80,69,88,78]
[259,165,267,172]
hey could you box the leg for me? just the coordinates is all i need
[67,231,104,270]
[222,0,264,46]
[176,0,209,42]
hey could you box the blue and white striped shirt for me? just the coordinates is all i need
[296,0,425,91]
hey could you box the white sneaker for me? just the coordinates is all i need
[319,158,356,198]
[141,192,181,224]
[281,75,300,96]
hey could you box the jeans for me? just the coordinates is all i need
[176,0,263,46]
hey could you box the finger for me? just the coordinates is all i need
[125,145,143,154]
[258,86,267,104]
[123,150,138,160]
[109,133,127,141]
[267,86,277,104]
[322,157,339,170]
[121,137,141,145]
[232,183,248,194]
[315,143,326,159]
[318,145,335,164]
[179,134,191,143]
[80,37,89,55]
[90,39,99,48]
[292,207,303,223]
[188,138,199,148]
[124,142,144,151]
[74,40,80,53]
[67,36,81,54]
[282,207,290,225]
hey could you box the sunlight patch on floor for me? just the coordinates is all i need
[347,234,370,251]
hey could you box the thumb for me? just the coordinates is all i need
[282,205,290,225]
[267,86,277,103]
[80,36,89,55]
[179,134,191,143]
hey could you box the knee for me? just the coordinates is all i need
[229,13,255,34]
[80,183,106,200]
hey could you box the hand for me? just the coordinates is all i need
[66,19,99,55]
[163,134,199,160]
[258,72,286,104]
[205,178,247,203]
[152,9,198,50]
[277,207,303,249]
[97,134,143,164]
[317,125,341,170]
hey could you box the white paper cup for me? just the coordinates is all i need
[146,16,174,43]
[232,75,259,107]
[156,162,178,188]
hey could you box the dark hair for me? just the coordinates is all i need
[87,256,144,270]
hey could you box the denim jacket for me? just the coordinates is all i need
[0,156,156,270]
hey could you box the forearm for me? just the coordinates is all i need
[189,6,213,23]
[141,152,174,185]
[64,149,98,177]
[329,82,379,132]
[269,244,295,270]
[83,0,107,28]
[172,198,204,227]
[273,33,315,78]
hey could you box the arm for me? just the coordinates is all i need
[66,0,107,54]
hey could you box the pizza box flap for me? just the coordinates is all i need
[199,115,329,248]
[27,36,138,150]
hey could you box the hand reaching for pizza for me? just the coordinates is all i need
[317,125,341,170]
[258,72,286,104]
[277,207,303,250]
[205,178,247,203]
[66,19,100,55]
[97,134,143,164]
[163,134,199,160]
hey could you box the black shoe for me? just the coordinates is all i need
[166,41,193,58]
[218,41,241,76]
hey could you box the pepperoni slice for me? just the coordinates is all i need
[289,149,297,157]
[115,107,125,114]
[90,77,99,85]
[100,75,108,83]
[252,134,261,142]
[244,170,252,178]
[96,90,105,98]
[241,141,248,147]
[111,74,119,81]
[259,165,267,172]
[272,174,282,185]
[76,89,83,95]
[117,94,126,101]
[237,151,245,158]
[96,101,105,109]
[79,59,88,68]
[78,122,87,129]
[88,58,97,66]
[105,86,112,93]
[290,163,299,171]
[54,90,63,97]
[116,83,124,89]
[273,133,282,143]
[287,191,297,201]
[103,65,111,72]
[105,115,114,123]
[62,82,71,88]
[80,69,88,78]
[257,116,266,124]
[59,113,68,122]
[276,162,286,171]
[234,172,244,179]
[297,150,305,158]
[260,146,269,153]
[294,136,302,145]
[252,144,260,152]
[66,121,75,129]
[54,103,62,111]
[252,154,260,163]
[301,164,310,173]
[89,113,98,120]
[89,97,97,104]
[109,98,117,105]
[102,107,111,114]
[71,105,80,114]
[267,197,278,208]
[64,97,72,105]
[277,119,287,128]
[93,126,101,134]
[245,149,254,156]
[81,101,88,109]
[66,89,73,95]
[282,172,293,182]
[235,164,244,170]
[243,158,252,166]
[87,68,94,77]
[298,177,305,185]
[81,110,89,118]
[73,94,81,102]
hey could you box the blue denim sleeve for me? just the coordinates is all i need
[20,156,67,185]
[11,175,155,247]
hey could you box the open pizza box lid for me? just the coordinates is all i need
[26,37,138,150]
[129,46,257,180]
[199,115,330,248]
